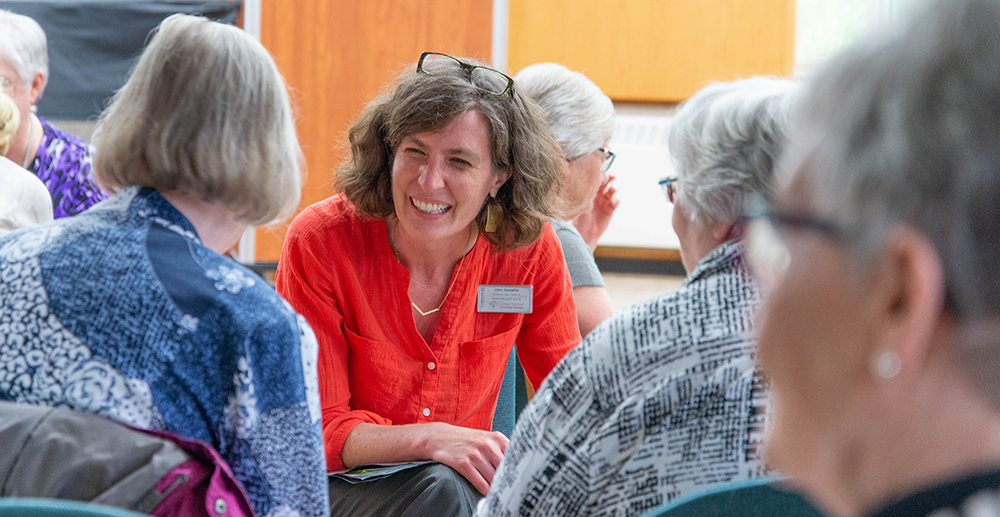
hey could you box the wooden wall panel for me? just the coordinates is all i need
[256,0,492,262]
[508,0,795,102]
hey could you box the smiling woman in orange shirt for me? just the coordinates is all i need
[276,52,581,516]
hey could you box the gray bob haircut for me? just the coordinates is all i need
[0,10,49,92]
[785,0,1000,323]
[93,14,303,226]
[515,63,615,161]
[669,77,799,225]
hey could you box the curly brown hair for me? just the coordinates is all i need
[336,55,561,251]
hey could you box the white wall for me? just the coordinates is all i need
[598,104,679,250]
[598,0,936,252]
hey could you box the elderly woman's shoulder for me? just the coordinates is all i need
[497,218,563,261]
[0,156,49,199]
[38,117,95,158]
[576,257,758,396]
[196,249,304,330]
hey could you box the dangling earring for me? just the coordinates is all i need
[871,351,901,380]
[484,197,501,233]
[29,105,37,114]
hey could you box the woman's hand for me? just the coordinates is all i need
[341,421,509,495]
[420,422,509,495]
[572,174,621,251]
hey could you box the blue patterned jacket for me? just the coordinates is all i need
[0,187,329,517]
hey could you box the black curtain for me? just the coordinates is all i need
[0,1,242,120]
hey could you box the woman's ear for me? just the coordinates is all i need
[490,168,512,197]
[711,220,735,241]
[869,226,946,378]
[558,156,573,181]
[28,72,45,105]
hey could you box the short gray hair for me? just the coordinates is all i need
[787,0,1000,322]
[669,77,798,225]
[0,10,48,93]
[515,63,615,161]
[92,14,302,226]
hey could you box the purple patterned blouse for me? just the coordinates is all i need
[28,116,108,219]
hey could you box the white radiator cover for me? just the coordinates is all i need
[599,108,681,250]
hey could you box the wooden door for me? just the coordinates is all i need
[256,0,493,262]
[508,0,796,102]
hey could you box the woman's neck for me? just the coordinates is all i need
[159,190,247,254]
[830,354,1000,517]
[6,112,41,169]
[388,218,478,277]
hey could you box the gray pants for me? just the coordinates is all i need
[329,463,482,517]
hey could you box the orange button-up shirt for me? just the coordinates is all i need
[276,195,581,471]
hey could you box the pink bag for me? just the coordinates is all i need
[140,428,255,517]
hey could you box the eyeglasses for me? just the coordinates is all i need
[658,177,678,203]
[417,52,514,97]
[744,194,846,292]
[598,147,616,172]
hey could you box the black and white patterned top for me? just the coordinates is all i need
[477,240,768,517]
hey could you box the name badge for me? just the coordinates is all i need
[477,285,533,314]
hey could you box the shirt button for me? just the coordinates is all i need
[422,408,431,417]
[214,498,227,514]
[427,362,435,370]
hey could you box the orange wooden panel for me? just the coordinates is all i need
[508,0,795,102]
[594,246,681,262]
[256,0,492,262]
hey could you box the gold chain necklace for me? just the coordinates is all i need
[389,222,475,317]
